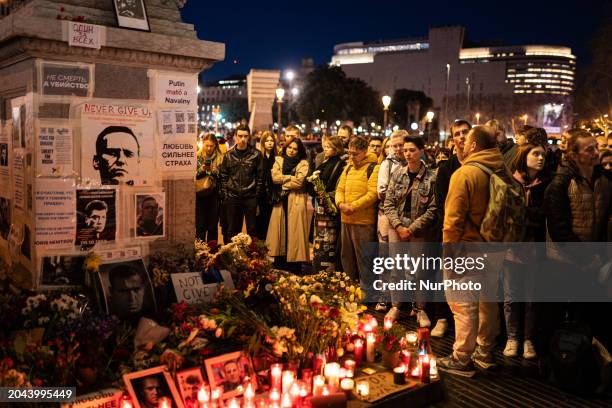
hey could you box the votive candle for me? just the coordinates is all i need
[313,375,325,396]
[355,381,369,398]
[324,362,340,391]
[344,359,355,378]
[340,378,354,396]
[393,365,406,385]
[420,354,431,384]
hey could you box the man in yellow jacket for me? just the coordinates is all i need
[335,136,380,282]
[439,126,505,374]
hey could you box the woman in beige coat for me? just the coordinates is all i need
[266,137,310,273]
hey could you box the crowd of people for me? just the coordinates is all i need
[195,119,611,375]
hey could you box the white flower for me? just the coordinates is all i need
[309,295,323,305]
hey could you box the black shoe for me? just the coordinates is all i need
[437,354,476,377]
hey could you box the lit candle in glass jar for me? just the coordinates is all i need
[312,375,325,396]
[324,362,340,391]
[366,332,376,363]
[282,370,295,393]
[384,316,394,330]
[227,398,240,408]
[344,359,355,378]
[198,384,210,404]
[406,331,418,347]
[270,363,283,390]
[430,356,438,379]
[356,381,369,398]
[340,377,355,395]
[159,397,171,408]
[354,339,364,366]
[281,392,292,408]
[269,388,281,403]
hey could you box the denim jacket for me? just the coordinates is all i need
[383,161,437,239]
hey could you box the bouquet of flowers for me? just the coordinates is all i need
[307,170,337,216]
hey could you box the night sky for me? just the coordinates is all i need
[181,0,610,82]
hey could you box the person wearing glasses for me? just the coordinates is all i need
[335,136,380,282]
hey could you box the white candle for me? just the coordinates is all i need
[282,370,295,393]
[356,381,369,397]
[340,378,354,393]
[324,362,340,391]
[366,332,376,363]
[313,375,325,396]
[270,363,282,390]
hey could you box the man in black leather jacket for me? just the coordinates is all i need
[218,124,263,240]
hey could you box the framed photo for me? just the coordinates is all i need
[112,0,150,31]
[176,367,206,408]
[135,193,165,238]
[97,258,157,320]
[124,366,184,408]
[204,351,257,400]
[39,254,87,288]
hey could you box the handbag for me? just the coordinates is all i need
[196,175,216,196]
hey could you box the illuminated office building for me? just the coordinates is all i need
[331,26,574,136]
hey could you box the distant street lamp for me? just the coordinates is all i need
[426,111,435,143]
[285,71,295,124]
[382,95,391,130]
[276,87,285,130]
[475,112,481,125]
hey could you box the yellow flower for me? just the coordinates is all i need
[355,288,362,299]
[349,294,355,302]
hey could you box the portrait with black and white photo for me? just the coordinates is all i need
[40,254,86,287]
[113,0,150,31]
[75,188,116,249]
[97,258,156,321]
[135,193,165,238]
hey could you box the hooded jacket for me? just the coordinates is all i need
[443,148,504,243]
[335,152,380,225]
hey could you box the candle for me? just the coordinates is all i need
[406,331,418,346]
[354,339,364,366]
[282,370,295,393]
[289,382,301,405]
[312,375,325,396]
[338,367,347,379]
[369,317,378,329]
[281,392,292,408]
[270,388,281,403]
[420,354,431,383]
[324,362,340,391]
[244,382,255,404]
[159,397,171,408]
[411,364,420,377]
[366,332,376,363]
[322,385,330,396]
[363,323,372,333]
[198,384,210,404]
[271,363,283,390]
[227,398,240,408]
[344,359,355,378]
[384,316,394,329]
[301,368,313,394]
[401,350,411,366]
[430,356,438,379]
[393,365,406,385]
[120,397,133,408]
[340,377,354,396]
[355,381,369,398]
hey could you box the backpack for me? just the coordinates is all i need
[546,321,599,395]
[466,162,526,242]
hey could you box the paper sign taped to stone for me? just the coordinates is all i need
[38,124,73,176]
[171,272,219,304]
[34,178,76,249]
[157,109,197,173]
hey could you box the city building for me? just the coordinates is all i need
[331,26,574,137]
[198,75,248,130]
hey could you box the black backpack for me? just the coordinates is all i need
[546,321,599,395]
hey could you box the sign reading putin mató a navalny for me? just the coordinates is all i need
[42,64,91,97]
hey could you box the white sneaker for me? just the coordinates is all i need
[385,306,400,321]
[503,339,519,357]
[523,340,537,360]
[431,319,448,337]
[417,310,431,328]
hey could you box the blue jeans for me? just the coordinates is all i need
[502,261,536,341]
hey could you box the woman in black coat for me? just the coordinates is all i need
[309,135,346,273]
[255,130,278,240]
